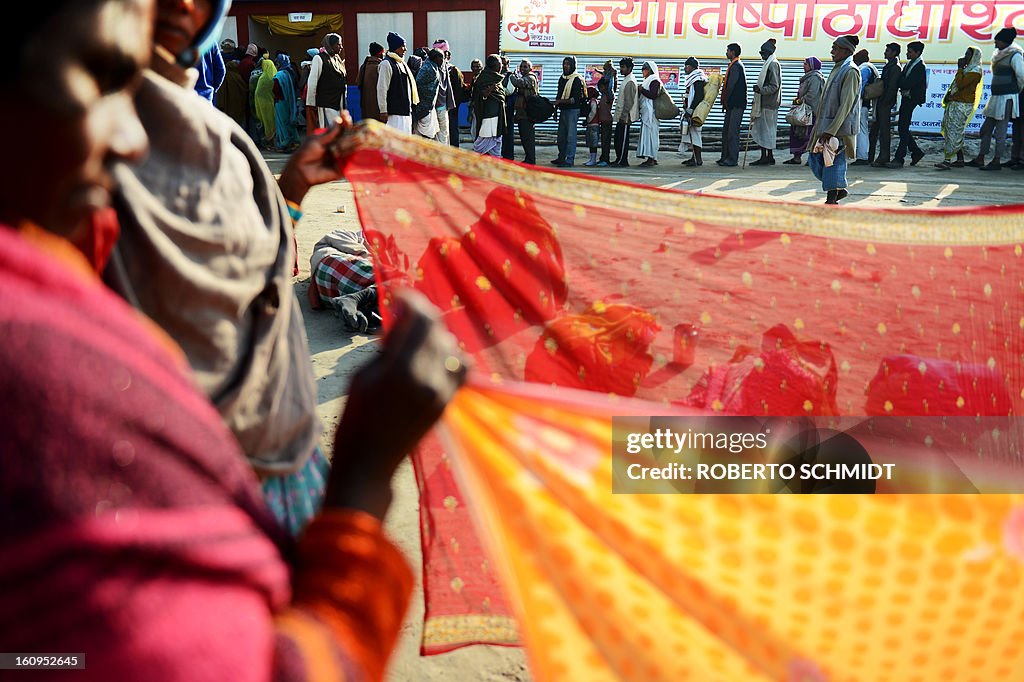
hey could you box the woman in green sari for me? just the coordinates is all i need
[254,58,278,149]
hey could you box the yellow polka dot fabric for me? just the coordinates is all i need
[443,383,1024,682]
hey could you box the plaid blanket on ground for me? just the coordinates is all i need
[313,254,375,303]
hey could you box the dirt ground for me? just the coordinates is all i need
[268,136,1021,682]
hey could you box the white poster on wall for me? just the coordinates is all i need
[427,10,487,71]
[356,12,414,60]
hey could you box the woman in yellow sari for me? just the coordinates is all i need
[254,58,278,149]
[936,46,983,169]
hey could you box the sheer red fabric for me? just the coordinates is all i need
[338,122,1024,653]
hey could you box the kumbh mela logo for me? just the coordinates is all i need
[507,0,558,46]
[503,0,1024,59]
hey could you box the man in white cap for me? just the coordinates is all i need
[377,31,418,134]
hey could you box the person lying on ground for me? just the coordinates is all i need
[308,229,381,332]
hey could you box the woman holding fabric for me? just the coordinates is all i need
[679,57,708,166]
[254,57,278,149]
[637,61,662,167]
[785,57,825,165]
[935,46,983,170]
[2,0,467,678]
[273,54,300,151]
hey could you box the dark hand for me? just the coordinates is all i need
[753,85,761,93]
[324,290,468,518]
[278,111,352,205]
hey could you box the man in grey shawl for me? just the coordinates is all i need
[808,35,862,205]
[750,38,782,165]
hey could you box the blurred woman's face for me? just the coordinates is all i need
[155,0,212,57]
[2,0,152,236]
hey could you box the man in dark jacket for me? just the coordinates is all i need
[442,43,469,147]
[471,54,506,156]
[510,58,540,164]
[356,42,384,123]
[500,56,516,160]
[718,43,746,167]
[870,43,902,167]
[887,41,928,168]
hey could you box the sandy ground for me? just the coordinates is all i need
[267,136,1021,681]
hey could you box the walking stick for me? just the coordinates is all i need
[742,114,753,169]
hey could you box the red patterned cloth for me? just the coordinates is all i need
[337,122,1024,654]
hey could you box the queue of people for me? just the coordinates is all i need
[209,35,349,153]
[440,31,1024,183]
[211,24,1024,182]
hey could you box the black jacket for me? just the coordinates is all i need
[722,59,747,110]
[899,59,928,106]
[879,57,902,106]
[687,80,706,110]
